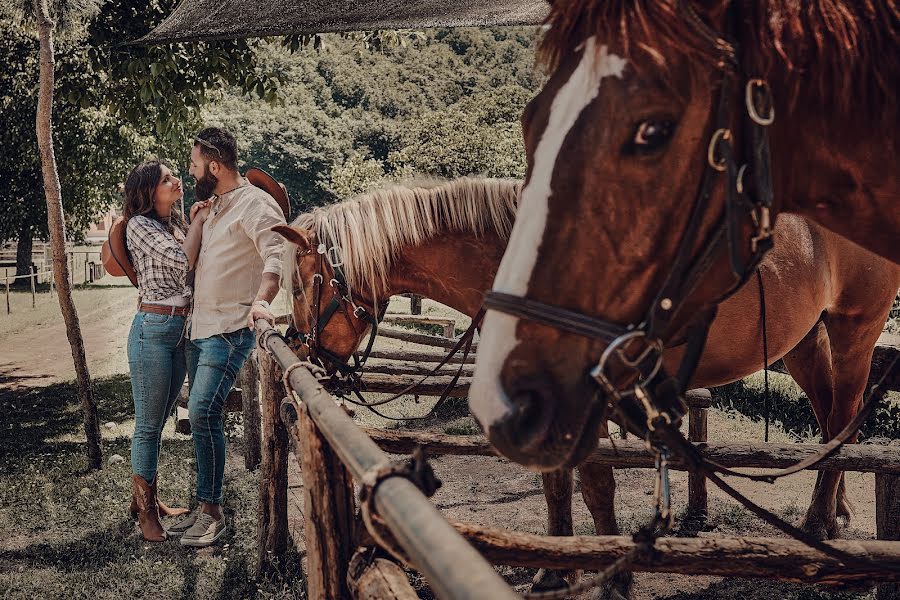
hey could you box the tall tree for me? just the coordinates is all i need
[32,0,103,468]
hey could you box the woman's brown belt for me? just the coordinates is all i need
[139,303,190,317]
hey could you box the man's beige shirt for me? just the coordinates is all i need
[190,180,285,340]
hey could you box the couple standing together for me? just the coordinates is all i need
[123,127,285,547]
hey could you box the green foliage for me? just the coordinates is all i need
[204,27,541,211]
[0,22,150,246]
[0,0,285,249]
[711,380,900,440]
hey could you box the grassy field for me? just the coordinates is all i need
[1,373,881,600]
[0,376,305,600]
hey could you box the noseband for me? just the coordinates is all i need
[286,242,385,381]
[484,2,775,439]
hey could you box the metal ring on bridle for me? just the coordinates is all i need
[736,164,748,194]
[706,128,732,172]
[745,79,774,126]
[593,330,664,391]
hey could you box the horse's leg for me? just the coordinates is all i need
[782,319,842,539]
[579,424,632,599]
[532,469,574,591]
[815,311,882,536]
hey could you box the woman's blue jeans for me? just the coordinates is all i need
[186,328,255,504]
[127,311,187,483]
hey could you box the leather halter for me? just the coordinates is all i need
[286,242,384,380]
[484,3,775,439]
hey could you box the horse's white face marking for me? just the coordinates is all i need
[470,39,627,430]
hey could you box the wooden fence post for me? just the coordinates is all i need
[240,350,262,470]
[282,399,356,600]
[30,266,36,307]
[5,276,9,315]
[876,440,900,600]
[257,352,290,578]
[686,388,711,522]
[347,550,418,599]
[409,294,422,315]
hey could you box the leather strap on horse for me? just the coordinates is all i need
[337,310,484,420]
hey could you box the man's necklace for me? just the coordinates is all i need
[211,180,248,215]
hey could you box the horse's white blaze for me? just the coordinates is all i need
[471,39,627,430]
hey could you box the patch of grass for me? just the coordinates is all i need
[0,374,134,467]
[0,377,306,600]
[443,418,479,436]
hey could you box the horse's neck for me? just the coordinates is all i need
[379,231,507,318]
[772,90,900,263]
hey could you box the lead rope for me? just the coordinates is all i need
[756,268,771,442]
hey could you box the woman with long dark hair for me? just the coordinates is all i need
[123,159,209,541]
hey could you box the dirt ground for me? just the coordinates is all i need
[0,290,886,599]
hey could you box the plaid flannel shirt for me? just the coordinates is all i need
[126,215,191,302]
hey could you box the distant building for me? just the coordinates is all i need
[85,207,121,245]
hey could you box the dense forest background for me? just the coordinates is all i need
[0,20,540,257]
[203,29,540,212]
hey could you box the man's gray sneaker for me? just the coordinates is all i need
[179,512,226,547]
[166,508,200,537]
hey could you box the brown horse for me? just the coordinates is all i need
[470,1,900,471]
[273,178,897,553]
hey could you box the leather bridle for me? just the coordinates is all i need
[484,2,775,440]
[286,242,385,381]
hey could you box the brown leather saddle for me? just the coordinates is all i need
[102,169,291,287]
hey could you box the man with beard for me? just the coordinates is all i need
[169,127,285,547]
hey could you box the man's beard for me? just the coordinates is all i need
[195,167,219,202]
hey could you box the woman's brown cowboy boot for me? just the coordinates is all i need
[132,475,167,541]
[130,480,189,518]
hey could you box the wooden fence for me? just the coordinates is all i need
[250,316,900,599]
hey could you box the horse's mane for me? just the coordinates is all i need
[283,177,521,302]
[539,0,899,119]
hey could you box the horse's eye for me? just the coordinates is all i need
[630,119,676,153]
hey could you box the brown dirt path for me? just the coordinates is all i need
[0,284,137,390]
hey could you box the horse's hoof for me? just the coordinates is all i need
[801,513,839,540]
[591,571,633,600]
[532,568,568,592]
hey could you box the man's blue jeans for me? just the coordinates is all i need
[186,328,255,504]
[127,312,188,483]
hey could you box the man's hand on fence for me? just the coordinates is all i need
[248,300,275,330]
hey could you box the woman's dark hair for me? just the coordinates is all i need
[122,160,187,234]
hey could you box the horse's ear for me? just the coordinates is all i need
[271,225,312,251]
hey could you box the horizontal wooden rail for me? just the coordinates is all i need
[256,321,518,600]
[452,523,900,585]
[363,429,900,474]
[368,349,476,364]
[379,326,477,350]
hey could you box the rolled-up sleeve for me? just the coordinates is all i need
[242,195,286,276]
[126,216,188,271]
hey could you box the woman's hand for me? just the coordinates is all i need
[190,200,212,224]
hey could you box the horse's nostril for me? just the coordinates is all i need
[500,378,556,453]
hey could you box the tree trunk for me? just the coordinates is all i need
[34,0,102,470]
[15,222,33,282]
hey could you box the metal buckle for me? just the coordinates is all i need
[736,164,748,195]
[746,79,774,126]
[750,205,772,253]
[707,128,732,172]
[590,331,664,397]
[635,385,671,432]
[651,445,674,531]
